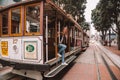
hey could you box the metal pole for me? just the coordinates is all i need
[46,15,48,61]
[109,29,111,47]
[58,21,60,43]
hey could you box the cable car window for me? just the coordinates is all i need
[11,7,21,34]
[25,4,40,34]
[1,11,9,35]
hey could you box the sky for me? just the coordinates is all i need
[84,0,100,35]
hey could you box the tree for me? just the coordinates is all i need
[82,22,90,32]
[91,0,112,45]
[52,0,89,31]
[107,0,120,49]
[92,0,120,49]
[13,0,21,2]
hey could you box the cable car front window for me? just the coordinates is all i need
[25,4,40,33]
[11,8,21,34]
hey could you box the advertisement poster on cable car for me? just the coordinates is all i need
[24,41,37,60]
[1,41,8,56]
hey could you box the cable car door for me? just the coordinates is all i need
[44,15,56,62]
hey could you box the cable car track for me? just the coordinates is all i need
[94,44,119,80]
[94,50,101,80]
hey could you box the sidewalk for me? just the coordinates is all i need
[105,45,120,56]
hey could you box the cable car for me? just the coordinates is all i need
[0,0,89,79]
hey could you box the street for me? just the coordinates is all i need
[62,41,120,80]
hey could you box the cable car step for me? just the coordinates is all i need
[44,55,76,77]
[0,66,13,76]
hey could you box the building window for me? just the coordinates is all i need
[25,4,40,34]
[1,11,9,35]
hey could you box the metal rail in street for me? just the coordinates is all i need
[94,45,101,80]
[95,44,119,80]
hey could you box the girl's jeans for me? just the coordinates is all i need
[58,44,67,63]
